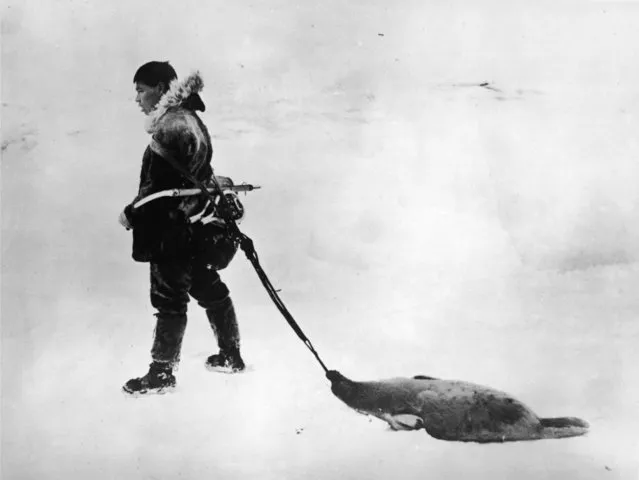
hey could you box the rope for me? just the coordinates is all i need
[154,149,330,373]
[235,232,329,372]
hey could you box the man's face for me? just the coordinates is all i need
[135,82,163,114]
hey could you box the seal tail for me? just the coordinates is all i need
[539,417,589,439]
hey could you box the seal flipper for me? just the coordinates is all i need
[382,413,424,431]
[538,417,589,439]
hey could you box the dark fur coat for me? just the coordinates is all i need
[124,72,216,262]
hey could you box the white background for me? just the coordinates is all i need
[2,1,638,478]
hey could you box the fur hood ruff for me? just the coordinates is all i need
[145,71,205,133]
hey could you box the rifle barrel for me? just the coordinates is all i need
[224,185,261,192]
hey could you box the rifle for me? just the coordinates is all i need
[133,176,260,209]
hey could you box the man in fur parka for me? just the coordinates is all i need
[120,61,245,396]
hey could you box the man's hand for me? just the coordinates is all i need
[119,209,132,230]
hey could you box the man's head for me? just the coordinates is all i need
[133,61,177,114]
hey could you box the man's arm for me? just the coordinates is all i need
[118,114,199,230]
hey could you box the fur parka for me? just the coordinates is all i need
[124,72,216,262]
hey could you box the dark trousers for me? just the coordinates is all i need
[149,254,240,365]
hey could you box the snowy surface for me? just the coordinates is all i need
[2,1,639,479]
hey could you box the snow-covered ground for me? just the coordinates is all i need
[2,1,639,478]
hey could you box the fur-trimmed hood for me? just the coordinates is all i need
[145,71,205,133]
